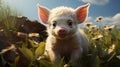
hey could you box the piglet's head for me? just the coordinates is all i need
[37,3,90,39]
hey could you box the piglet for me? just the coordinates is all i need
[37,3,90,67]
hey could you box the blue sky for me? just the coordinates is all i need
[5,0,120,25]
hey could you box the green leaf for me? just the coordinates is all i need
[0,55,7,66]
[39,59,52,67]
[95,56,100,67]
[15,56,20,67]
[19,46,33,60]
[35,42,45,57]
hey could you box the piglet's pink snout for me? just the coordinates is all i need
[58,28,67,35]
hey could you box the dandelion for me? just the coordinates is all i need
[104,25,115,31]
[28,33,39,37]
[108,44,115,54]
[92,34,103,40]
[95,16,103,22]
[84,22,92,27]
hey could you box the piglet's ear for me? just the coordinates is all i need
[75,3,90,24]
[37,4,49,24]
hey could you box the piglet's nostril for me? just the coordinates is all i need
[59,28,66,34]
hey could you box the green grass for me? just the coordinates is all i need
[3,21,119,67]
[0,0,21,30]
[83,22,120,67]
[0,0,120,67]
[10,25,119,67]
[0,0,21,41]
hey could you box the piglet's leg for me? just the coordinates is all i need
[47,50,61,64]
[69,48,83,67]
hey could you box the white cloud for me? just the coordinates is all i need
[101,17,113,24]
[98,13,120,27]
[81,0,109,5]
[112,13,120,27]
[84,13,120,28]
[113,13,120,24]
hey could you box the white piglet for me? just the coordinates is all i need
[37,3,90,67]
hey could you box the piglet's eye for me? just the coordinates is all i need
[67,20,73,26]
[53,21,57,27]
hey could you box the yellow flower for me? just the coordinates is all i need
[95,16,103,22]
[108,44,115,54]
[92,34,103,40]
[104,25,115,31]
[84,22,92,27]
[28,33,39,37]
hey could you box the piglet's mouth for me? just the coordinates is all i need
[58,33,68,38]
[58,34,66,37]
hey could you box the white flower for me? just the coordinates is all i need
[95,16,103,22]
[104,25,115,31]
[84,22,92,27]
[0,45,16,55]
[89,25,97,29]
[17,32,27,37]
[0,29,4,32]
[92,34,103,40]
[28,33,39,37]
[108,44,115,54]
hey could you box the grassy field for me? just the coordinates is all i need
[0,0,120,67]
